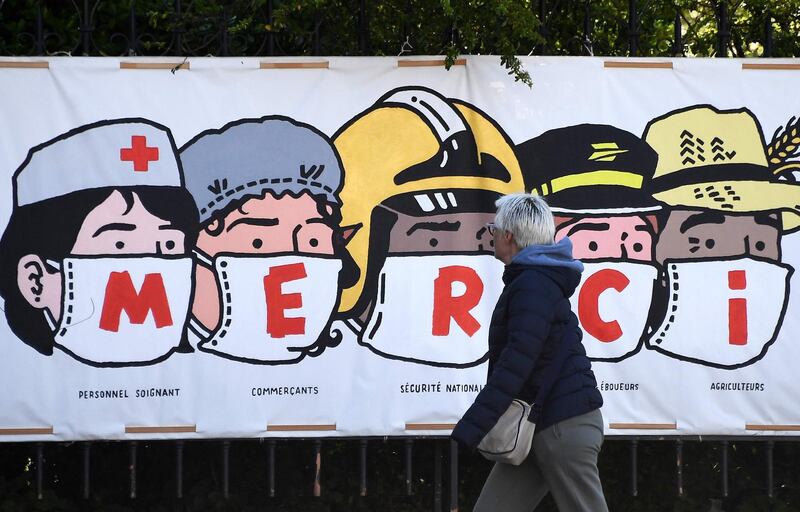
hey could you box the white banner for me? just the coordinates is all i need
[1,56,799,440]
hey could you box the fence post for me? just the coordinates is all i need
[268,440,276,497]
[80,0,93,55]
[538,0,549,55]
[358,0,368,55]
[313,440,322,497]
[763,12,773,57]
[176,440,184,499]
[673,9,682,56]
[359,439,368,496]
[582,0,592,56]
[449,440,458,512]
[36,442,44,500]
[129,441,137,499]
[766,440,774,499]
[83,442,91,499]
[173,0,184,55]
[221,6,230,56]
[721,441,728,498]
[630,440,638,496]
[35,1,44,55]
[127,1,137,55]
[716,1,729,57]
[222,440,230,499]
[267,0,274,56]
[313,9,321,56]
[405,439,413,495]
[628,0,639,56]
[676,439,684,498]
[434,441,442,512]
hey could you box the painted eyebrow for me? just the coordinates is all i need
[226,217,279,232]
[679,212,726,234]
[566,222,610,237]
[305,217,329,225]
[406,220,462,236]
[92,223,136,237]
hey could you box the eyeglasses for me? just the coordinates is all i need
[485,222,497,236]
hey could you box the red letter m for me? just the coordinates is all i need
[99,272,174,332]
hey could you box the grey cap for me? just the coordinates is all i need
[14,119,182,207]
[180,116,343,224]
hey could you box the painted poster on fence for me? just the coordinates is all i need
[1,56,799,440]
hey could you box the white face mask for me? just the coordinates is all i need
[197,255,342,364]
[646,257,792,368]
[361,254,504,367]
[570,261,657,362]
[53,257,193,366]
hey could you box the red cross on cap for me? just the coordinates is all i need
[120,135,159,172]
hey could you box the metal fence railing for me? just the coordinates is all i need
[3,436,800,510]
[1,1,798,59]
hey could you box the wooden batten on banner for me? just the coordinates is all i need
[397,58,467,68]
[0,61,49,69]
[604,61,673,69]
[405,423,456,431]
[266,424,337,432]
[608,422,678,430]
[125,425,197,434]
[745,424,800,431]
[742,63,800,71]
[259,61,329,69]
[120,62,190,70]
[0,427,54,435]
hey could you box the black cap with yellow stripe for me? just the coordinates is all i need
[516,124,661,213]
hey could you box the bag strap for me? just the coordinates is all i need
[528,318,573,422]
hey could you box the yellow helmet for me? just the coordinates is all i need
[333,87,525,314]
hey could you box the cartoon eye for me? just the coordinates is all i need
[755,241,766,251]
[705,239,715,249]
[489,239,494,248]
[429,238,439,248]
[165,240,176,251]
[252,238,263,249]
[115,241,125,250]
[588,241,598,251]
[688,237,700,253]
[309,238,319,248]
[633,242,643,253]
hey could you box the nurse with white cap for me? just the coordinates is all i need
[0,118,199,367]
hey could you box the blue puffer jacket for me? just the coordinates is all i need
[451,238,603,450]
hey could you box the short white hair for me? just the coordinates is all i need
[494,193,555,248]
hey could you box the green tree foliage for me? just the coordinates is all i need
[1,1,799,83]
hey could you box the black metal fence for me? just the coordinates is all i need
[1,0,798,59]
[3,435,800,510]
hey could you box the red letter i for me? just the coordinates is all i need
[728,270,747,346]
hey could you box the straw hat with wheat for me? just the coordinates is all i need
[643,105,800,233]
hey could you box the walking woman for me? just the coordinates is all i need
[451,193,608,511]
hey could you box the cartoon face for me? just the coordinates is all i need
[655,209,780,264]
[196,193,334,257]
[555,215,654,261]
[72,190,186,256]
[384,208,495,255]
[16,189,191,325]
[193,191,337,332]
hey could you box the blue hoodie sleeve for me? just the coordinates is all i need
[451,272,559,450]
